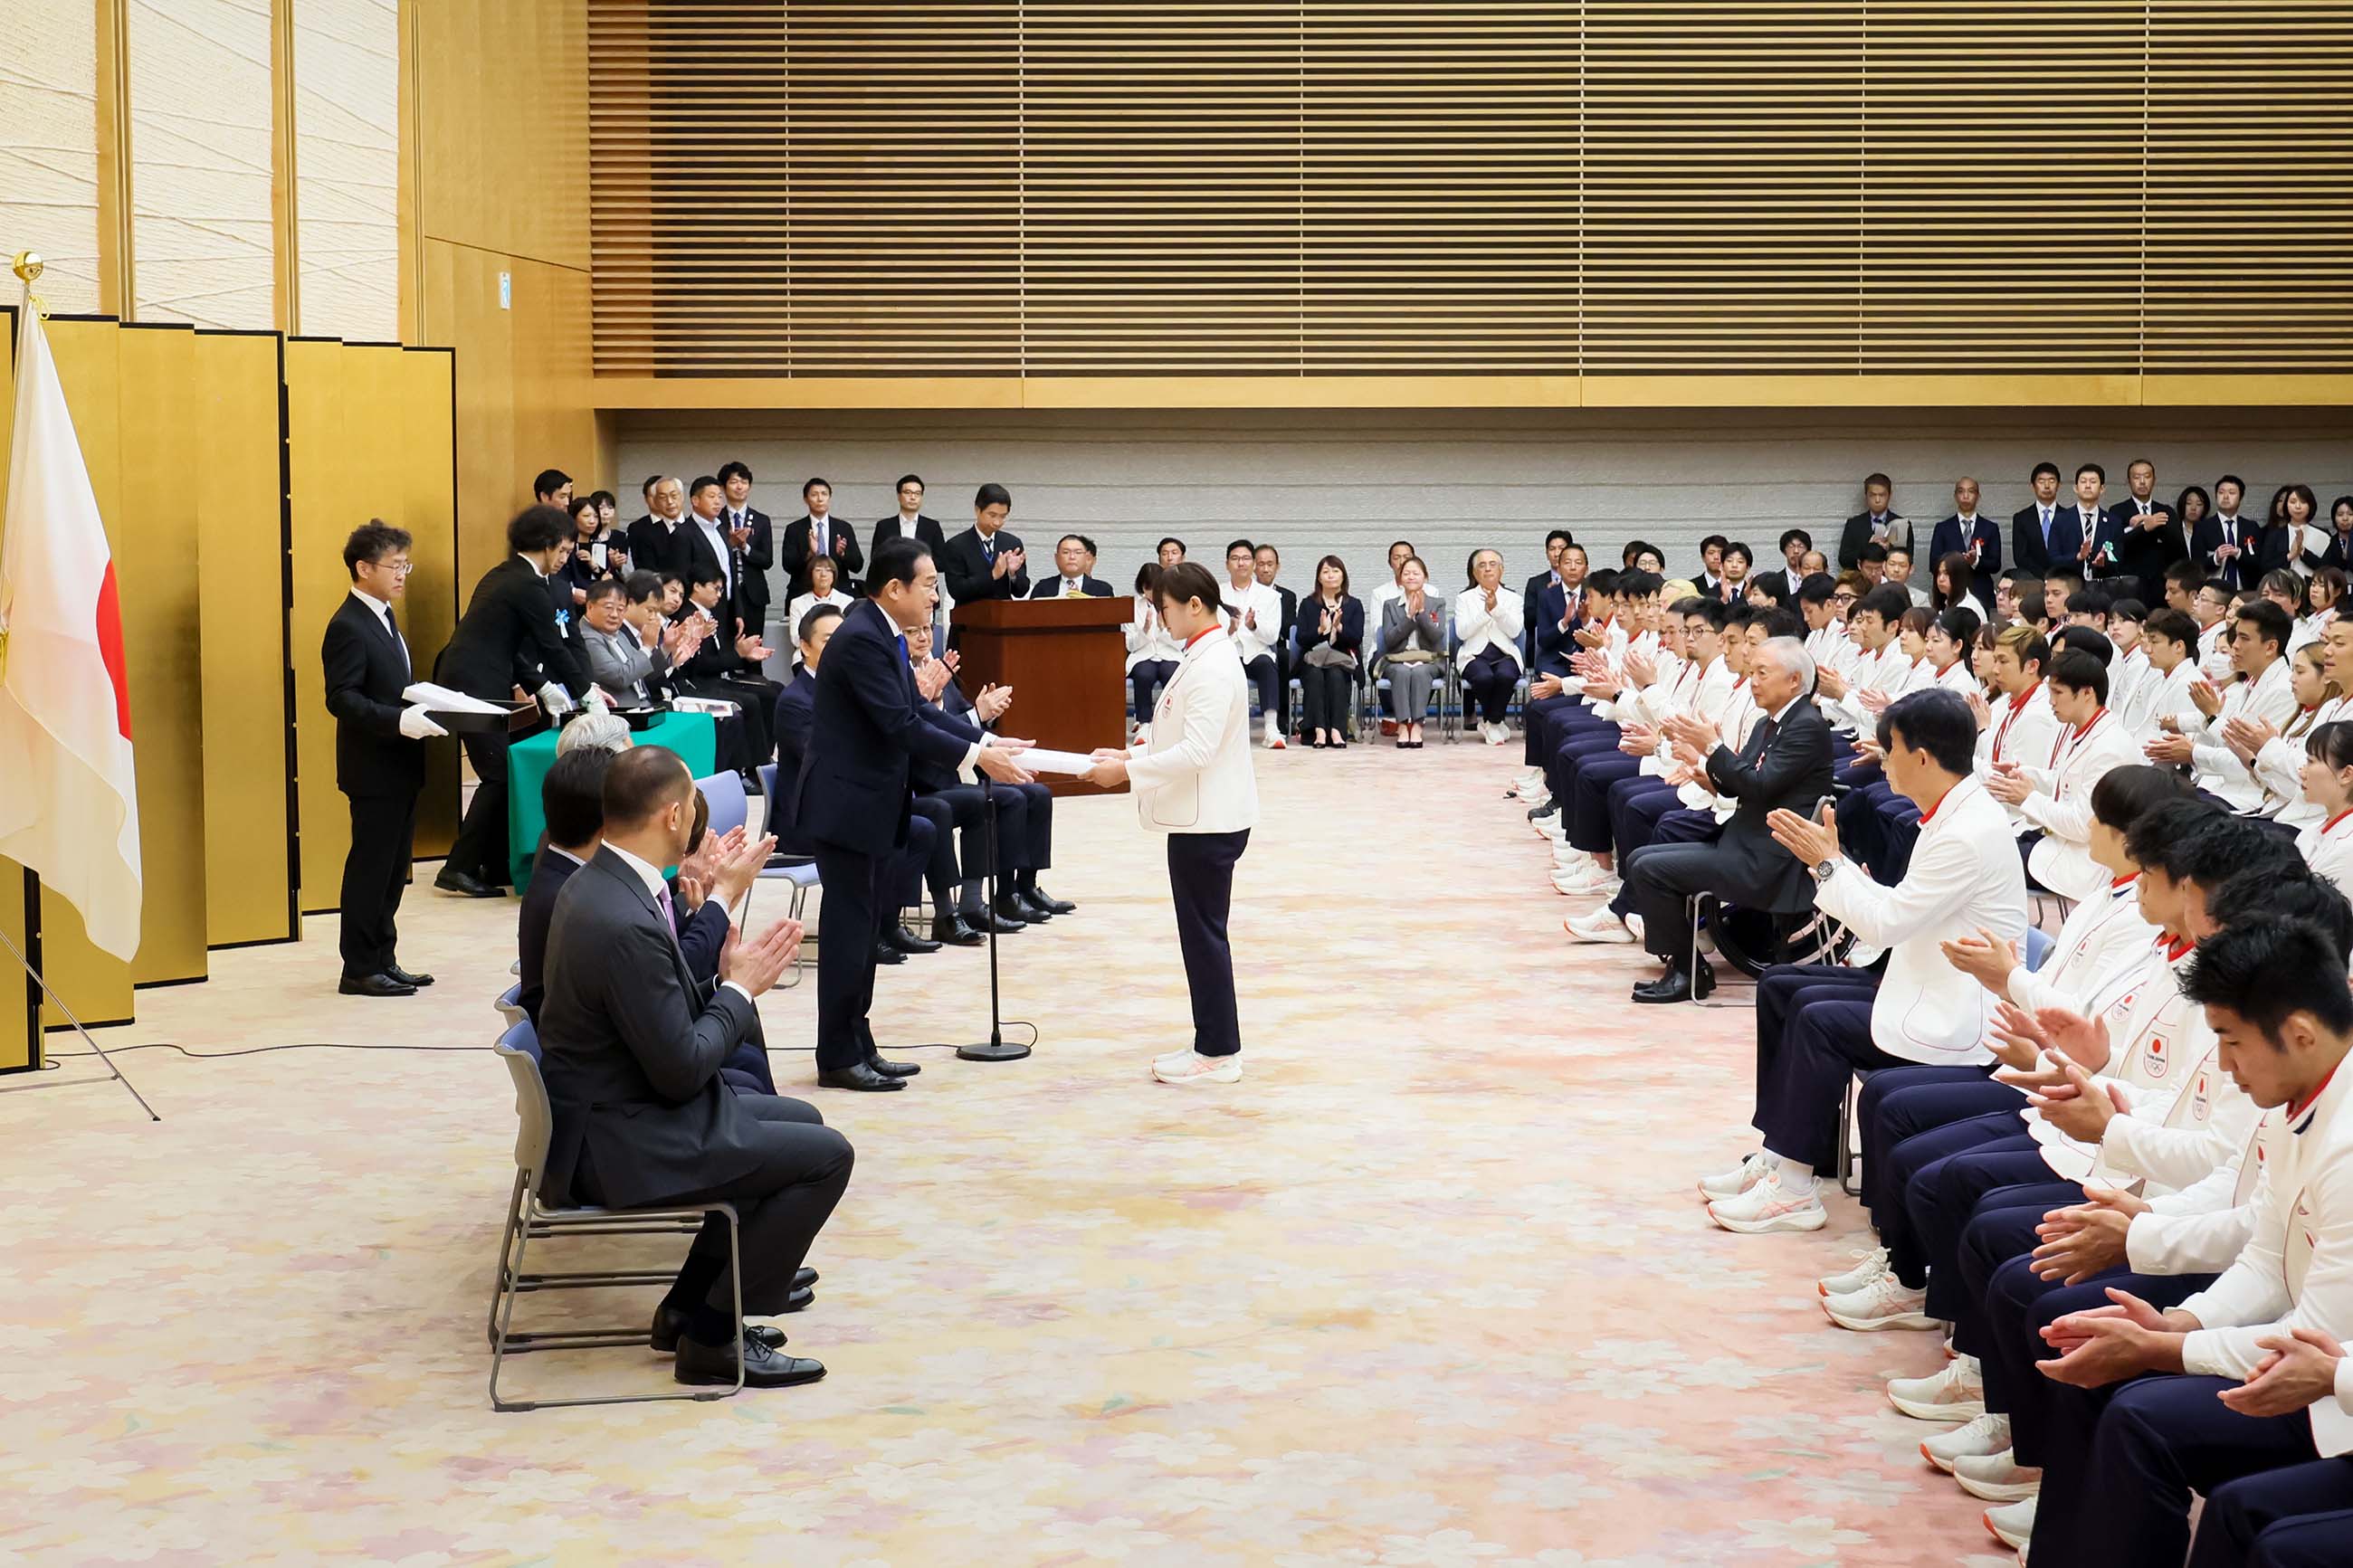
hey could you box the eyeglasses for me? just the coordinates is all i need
[374,559,414,575]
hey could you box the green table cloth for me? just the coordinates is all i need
[506,710,717,891]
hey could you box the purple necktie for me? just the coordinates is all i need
[654,880,674,934]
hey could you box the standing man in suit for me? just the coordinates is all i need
[321,523,443,996]
[432,505,593,897]
[538,746,847,1389]
[940,482,1029,613]
[1929,476,2005,610]
[1838,474,1910,569]
[2011,461,2070,578]
[532,469,572,508]
[798,537,1037,1091]
[779,477,863,600]
[871,473,948,558]
[1531,542,1590,677]
[717,461,773,643]
[681,476,753,634]
[1028,533,1113,598]
[1622,635,1834,1004]
[2064,461,2113,583]
[2194,473,2258,590]
[1523,529,1576,665]
[1081,562,1262,1087]
[625,476,691,577]
[1253,542,1298,739]
[2105,456,2186,603]
[1773,528,1815,598]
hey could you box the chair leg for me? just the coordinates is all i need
[487,1192,536,1411]
[1692,891,1761,1010]
[486,1167,529,1350]
[1839,1074,1865,1196]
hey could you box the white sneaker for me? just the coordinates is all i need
[1624,912,1643,943]
[1551,843,1591,868]
[1556,870,1620,898]
[1263,717,1285,750]
[1153,1052,1243,1087]
[1921,1411,2009,1473]
[1486,722,1510,746]
[1532,816,1564,841]
[1133,725,1151,746]
[1954,1447,2042,1502]
[1984,1497,2034,1550]
[1150,1047,1197,1072]
[1818,1244,1891,1297]
[1565,908,1636,944]
[1707,1174,1828,1233]
[1822,1274,1939,1332]
[1887,1355,1986,1421]
[1699,1150,1771,1200]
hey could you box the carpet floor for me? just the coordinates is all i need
[2,737,2010,1565]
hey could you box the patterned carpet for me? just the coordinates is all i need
[2,739,2011,1565]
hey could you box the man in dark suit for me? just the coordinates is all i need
[2104,457,2186,603]
[1837,473,1910,569]
[1521,529,1576,664]
[538,746,847,1389]
[797,537,1038,1090]
[1927,476,2005,609]
[2058,461,2112,584]
[778,477,864,599]
[938,482,1029,609]
[2010,461,2071,578]
[1253,543,1298,736]
[1623,633,1834,1003]
[2192,472,2259,590]
[321,523,441,996]
[432,505,593,896]
[626,475,691,576]
[871,472,948,561]
[1529,543,1590,677]
[717,461,773,639]
[1026,532,1114,599]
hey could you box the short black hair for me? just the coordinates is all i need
[2046,647,2109,704]
[1586,567,1623,599]
[1699,533,1729,554]
[2089,764,2194,835]
[1796,573,1838,607]
[897,473,924,492]
[507,504,570,554]
[1857,541,1890,565]
[976,482,1012,511]
[797,601,844,642]
[1134,561,1166,595]
[870,537,931,591]
[1249,540,1272,561]
[1722,541,1753,565]
[717,460,752,487]
[342,520,412,577]
[1156,561,1224,617]
[541,746,613,850]
[2052,624,2115,668]
[2138,807,2295,889]
[1747,575,1795,607]
[2109,596,2147,623]
[602,744,691,832]
[2066,588,2112,619]
[1682,598,1730,632]
[1618,570,1662,599]
[1157,536,1186,555]
[2031,461,2062,483]
[685,560,725,590]
[2077,461,2106,484]
[1855,584,1911,623]
[1548,527,1577,549]
[1778,527,1813,552]
[1935,606,1982,645]
[583,577,625,606]
[689,475,721,500]
[621,569,663,606]
[1759,607,1806,641]
[532,468,570,498]
[1059,533,1091,553]
[2144,606,2201,651]
[2237,599,2292,654]
[2209,869,2353,959]
[2180,917,2353,1047]
[640,473,663,499]
[1863,471,1892,491]
[1877,689,1978,776]
[803,476,832,498]
[2218,472,2247,495]
[2124,799,2226,877]
[1225,537,1255,558]
[588,489,614,510]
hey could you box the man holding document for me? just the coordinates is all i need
[1082,562,1260,1087]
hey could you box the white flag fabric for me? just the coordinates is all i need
[0,307,142,960]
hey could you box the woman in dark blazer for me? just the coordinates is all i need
[1296,554,1365,748]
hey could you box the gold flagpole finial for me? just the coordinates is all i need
[12,250,48,318]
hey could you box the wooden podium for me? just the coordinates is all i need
[953,596,1133,797]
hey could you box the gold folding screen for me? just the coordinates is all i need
[586,0,2353,381]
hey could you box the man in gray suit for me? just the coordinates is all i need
[576,574,703,704]
[539,747,853,1389]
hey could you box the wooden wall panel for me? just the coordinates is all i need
[33,320,134,1028]
[410,0,588,270]
[111,323,209,986]
[396,347,461,851]
[191,330,298,946]
[284,337,349,912]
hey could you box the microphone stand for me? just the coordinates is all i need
[956,771,1029,1062]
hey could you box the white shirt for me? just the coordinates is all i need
[1128,625,1259,835]
[1453,584,1525,670]
[348,586,409,676]
[1127,598,1184,670]
[1222,579,1282,663]
[2301,808,2353,898]
[691,511,733,597]
[783,590,853,661]
[602,842,753,1004]
[1813,774,2031,1065]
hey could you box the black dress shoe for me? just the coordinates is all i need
[815,1061,906,1092]
[973,906,1025,933]
[384,964,435,987]
[929,912,985,946]
[887,923,942,955]
[796,1266,819,1289]
[1022,885,1077,916]
[994,894,1042,924]
[780,1283,817,1312]
[433,868,502,898]
[872,940,907,966]
[868,1054,922,1079]
[338,972,415,997]
[674,1333,825,1389]
[1631,959,1715,1005]
[652,1305,786,1354]
[1526,799,1559,821]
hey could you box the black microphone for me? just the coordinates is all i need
[955,771,1030,1062]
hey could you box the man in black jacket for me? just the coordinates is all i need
[871,472,948,560]
[432,505,592,896]
[778,477,864,599]
[320,523,442,995]
[2011,461,2072,578]
[1623,634,1835,1003]
[538,746,845,1389]
[938,482,1029,610]
[626,475,691,576]
[717,461,774,638]
[1026,533,1114,599]
[1837,474,1910,569]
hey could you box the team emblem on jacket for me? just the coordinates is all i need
[2189,1073,2208,1122]
[2144,1034,2169,1078]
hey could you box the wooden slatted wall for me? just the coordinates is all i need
[587,0,2353,379]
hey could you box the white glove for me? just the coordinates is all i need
[537,681,575,717]
[397,705,447,740]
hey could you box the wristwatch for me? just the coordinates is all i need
[1812,856,1840,884]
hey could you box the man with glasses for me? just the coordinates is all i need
[321,523,445,997]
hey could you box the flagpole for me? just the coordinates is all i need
[0,251,158,1120]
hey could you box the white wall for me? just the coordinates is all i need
[617,407,2353,592]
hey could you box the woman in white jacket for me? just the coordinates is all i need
[1455,548,1524,745]
[2295,719,2353,895]
[1124,562,1182,741]
[1085,562,1261,1087]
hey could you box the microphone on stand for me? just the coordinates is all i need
[955,771,1031,1062]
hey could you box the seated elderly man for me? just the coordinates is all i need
[1618,633,1834,1003]
[538,746,850,1390]
[1702,688,2028,1235]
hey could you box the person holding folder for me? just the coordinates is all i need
[1082,563,1261,1086]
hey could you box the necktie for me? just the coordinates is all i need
[815,518,828,556]
[983,537,996,563]
[384,607,409,674]
[654,879,674,936]
[1754,717,1778,755]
